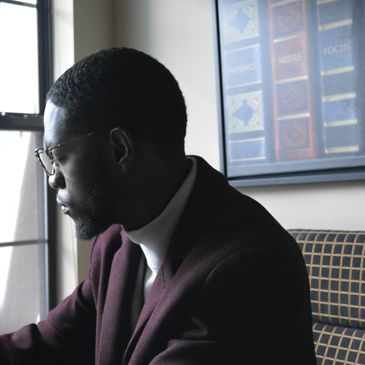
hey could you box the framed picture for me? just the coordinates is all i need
[213,0,365,186]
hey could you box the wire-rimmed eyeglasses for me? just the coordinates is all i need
[34,132,94,176]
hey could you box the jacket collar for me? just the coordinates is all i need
[97,230,141,365]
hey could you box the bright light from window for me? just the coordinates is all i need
[0,131,47,332]
[0,0,48,334]
[0,244,47,333]
[0,3,39,113]
[0,132,32,242]
[0,247,13,310]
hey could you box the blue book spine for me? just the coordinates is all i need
[317,0,363,156]
[219,0,273,176]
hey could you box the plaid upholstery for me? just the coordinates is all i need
[313,322,365,364]
[289,230,365,364]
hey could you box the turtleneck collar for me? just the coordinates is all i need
[125,157,197,275]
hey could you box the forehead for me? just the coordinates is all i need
[43,101,76,146]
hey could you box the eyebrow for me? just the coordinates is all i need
[43,132,95,153]
[43,136,53,149]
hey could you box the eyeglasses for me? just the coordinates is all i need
[34,132,94,176]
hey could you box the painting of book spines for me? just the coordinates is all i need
[269,0,317,161]
[216,0,365,181]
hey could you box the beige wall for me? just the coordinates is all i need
[73,0,115,62]
[115,0,220,167]
[54,0,365,299]
[52,0,115,301]
[53,0,77,301]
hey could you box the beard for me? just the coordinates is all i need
[73,181,118,240]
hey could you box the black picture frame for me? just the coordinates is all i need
[213,0,365,187]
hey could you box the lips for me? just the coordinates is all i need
[56,197,71,215]
[61,205,70,214]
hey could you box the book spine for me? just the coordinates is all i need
[219,0,273,174]
[268,0,317,161]
[316,0,362,156]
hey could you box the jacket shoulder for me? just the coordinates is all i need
[90,224,123,261]
[88,224,123,293]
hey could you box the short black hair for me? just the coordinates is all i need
[47,47,187,155]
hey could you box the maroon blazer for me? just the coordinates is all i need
[0,157,316,364]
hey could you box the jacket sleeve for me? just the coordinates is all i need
[0,248,97,365]
[150,243,316,365]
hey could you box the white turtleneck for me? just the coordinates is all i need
[125,157,197,325]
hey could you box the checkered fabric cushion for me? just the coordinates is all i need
[313,322,365,364]
[289,230,365,365]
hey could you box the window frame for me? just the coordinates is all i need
[0,0,56,309]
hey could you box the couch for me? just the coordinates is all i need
[289,229,365,364]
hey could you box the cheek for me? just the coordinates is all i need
[62,153,99,183]
[63,149,119,197]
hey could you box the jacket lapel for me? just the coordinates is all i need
[97,232,141,365]
[122,230,211,365]
[122,254,173,364]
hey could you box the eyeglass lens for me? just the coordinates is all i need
[39,151,54,175]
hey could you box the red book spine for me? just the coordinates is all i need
[268,0,317,161]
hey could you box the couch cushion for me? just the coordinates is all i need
[313,322,365,364]
[289,230,365,329]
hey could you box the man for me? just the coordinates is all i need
[0,47,316,364]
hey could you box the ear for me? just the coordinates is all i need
[109,128,135,171]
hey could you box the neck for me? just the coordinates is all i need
[120,155,191,230]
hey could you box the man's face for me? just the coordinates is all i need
[43,101,121,239]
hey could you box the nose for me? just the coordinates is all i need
[48,168,66,190]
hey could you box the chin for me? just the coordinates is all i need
[75,218,111,240]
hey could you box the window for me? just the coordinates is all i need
[0,0,53,333]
